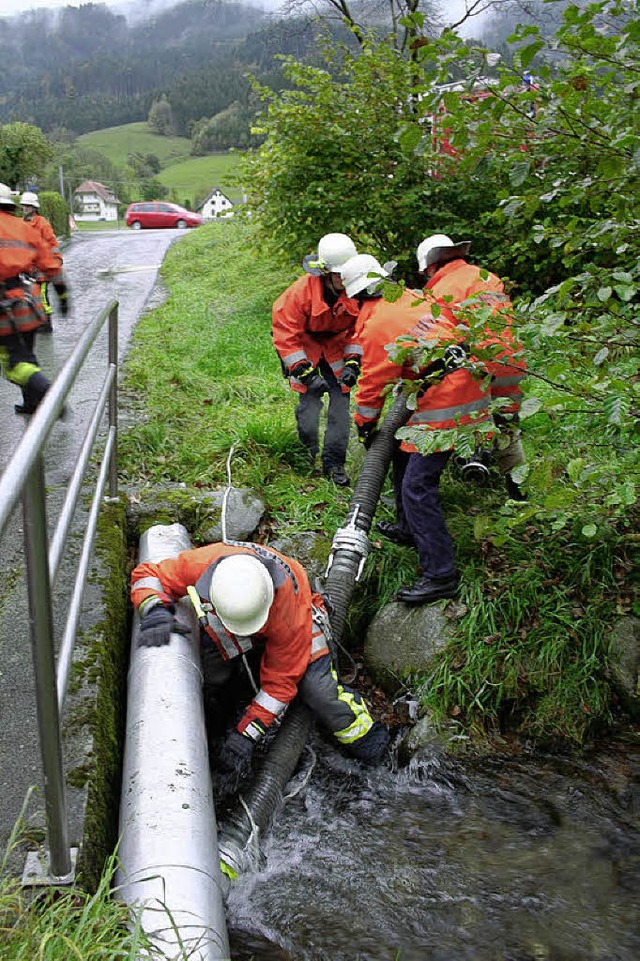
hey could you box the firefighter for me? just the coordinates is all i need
[130,541,390,788]
[417,233,527,499]
[272,233,362,486]
[341,253,490,605]
[0,184,63,415]
[21,191,69,333]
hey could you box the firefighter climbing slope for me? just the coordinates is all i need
[0,184,64,415]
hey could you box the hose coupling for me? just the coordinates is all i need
[325,505,370,582]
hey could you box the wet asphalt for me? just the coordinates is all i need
[0,226,186,855]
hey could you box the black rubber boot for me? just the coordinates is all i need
[14,370,50,415]
[396,573,460,605]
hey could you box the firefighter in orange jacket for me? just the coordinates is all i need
[341,254,490,605]
[131,541,389,786]
[0,184,64,415]
[21,191,69,334]
[272,233,362,487]
[417,233,527,499]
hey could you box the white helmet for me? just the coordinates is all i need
[303,232,357,275]
[209,554,275,636]
[20,191,40,208]
[0,183,17,208]
[416,234,471,272]
[340,254,388,299]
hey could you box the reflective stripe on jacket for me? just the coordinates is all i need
[354,289,489,453]
[130,541,330,735]
[426,259,526,414]
[0,210,63,335]
[272,274,361,393]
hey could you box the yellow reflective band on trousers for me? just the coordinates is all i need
[40,282,52,316]
[0,349,40,387]
[332,667,375,745]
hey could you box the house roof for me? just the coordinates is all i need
[196,187,234,211]
[75,180,120,204]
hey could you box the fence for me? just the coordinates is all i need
[0,299,118,881]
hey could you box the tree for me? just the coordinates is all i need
[0,123,54,188]
[148,96,175,136]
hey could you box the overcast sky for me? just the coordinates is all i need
[1,0,481,26]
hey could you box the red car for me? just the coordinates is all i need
[125,201,202,229]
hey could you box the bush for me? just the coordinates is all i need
[39,190,69,239]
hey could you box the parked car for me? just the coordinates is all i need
[125,201,202,230]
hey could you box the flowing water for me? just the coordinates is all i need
[225,732,639,961]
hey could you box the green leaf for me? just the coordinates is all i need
[581,524,597,539]
[593,347,609,366]
[519,397,543,419]
[510,161,530,187]
[519,40,545,69]
[597,286,612,302]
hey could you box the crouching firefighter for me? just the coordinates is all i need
[130,541,390,788]
[0,183,64,415]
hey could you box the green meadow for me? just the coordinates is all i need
[77,122,244,203]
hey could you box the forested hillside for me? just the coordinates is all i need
[0,0,350,137]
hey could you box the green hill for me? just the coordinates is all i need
[77,123,191,167]
[157,154,244,202]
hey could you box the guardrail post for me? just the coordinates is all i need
[108,302,118,497]
[22,454,72,880]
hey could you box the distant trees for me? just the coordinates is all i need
[0,122,53,188]
[190,103,260,153]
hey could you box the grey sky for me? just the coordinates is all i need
[1,0,485,27]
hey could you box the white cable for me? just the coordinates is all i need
[221,444,236,544]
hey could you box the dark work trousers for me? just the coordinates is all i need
[294,357,350,471]
[392,446,456,579]
[201,643,377,755]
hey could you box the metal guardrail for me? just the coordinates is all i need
[0,299,119,882]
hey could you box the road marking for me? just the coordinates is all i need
[97,264,162,277]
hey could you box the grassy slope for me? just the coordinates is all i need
[77,122,191,166]
[119,220,628,745]
[77,122,244,202]
[157,154,244,202]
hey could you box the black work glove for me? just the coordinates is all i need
[218,730,256,783]
[338,357,361,389]
[54,281,69,316]
[290,361,329,396]
[357,422,378,449]
[138,603,177,647]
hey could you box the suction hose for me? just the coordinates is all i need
[324,389,409,645]
[218,702,312,887]
[216,392,408,887]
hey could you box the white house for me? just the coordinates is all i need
[197,187,235,221]
[74,180,120,222]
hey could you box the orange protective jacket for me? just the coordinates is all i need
[131,542,329,736]
[272,274,362,393]
[0,210,63,335]
[354,289,490,453]
[425,259,526,414]
[26,213,65,285]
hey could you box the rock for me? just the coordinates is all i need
[608,616,640,720]
[364,600,454,694]
[267,532,331,585]
[125,483,265,544]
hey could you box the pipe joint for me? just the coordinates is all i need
[325,505,370,582]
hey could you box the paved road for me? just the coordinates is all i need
[0,227,185,857]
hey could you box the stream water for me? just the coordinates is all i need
[225,730,639,961]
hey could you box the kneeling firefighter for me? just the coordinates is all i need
[0,183,64,415]
[131,541,389,788]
